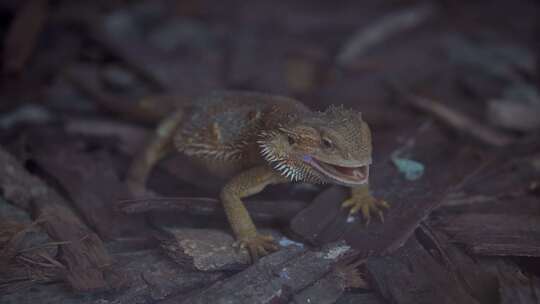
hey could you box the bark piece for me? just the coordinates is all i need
[418,225,500,304]
[159,228,250,271]
[120,197,307,225]
[432,137,540,257]
[64,118,149,155]
[31,141,150,240]
[488,98,540,131]
[491,260,540,304]
[87,8,223,95]
[175,242,352,304]
[0,200,63,294]
[35,203,115,291]
[432,213,540,257]
[396,90,514,147]
[337,4,434,67]
[2,0,49,73]
[0,148,114,292]
[335,293,386,304]
[109,249,224,303]
[0,249,224,304]
[290,271,348,304]
[366,235,479,304]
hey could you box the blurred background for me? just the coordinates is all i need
[1,0,538,120]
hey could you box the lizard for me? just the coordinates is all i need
[126,91,389,261]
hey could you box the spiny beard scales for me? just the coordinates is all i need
[258,132,324,183]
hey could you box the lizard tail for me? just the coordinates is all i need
[65,66,192,124]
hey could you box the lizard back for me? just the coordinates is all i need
[174,91,311,165]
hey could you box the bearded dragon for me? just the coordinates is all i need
[127,91,388,261]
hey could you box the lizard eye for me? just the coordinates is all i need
[322,137,333,149]
[287,135,296,145]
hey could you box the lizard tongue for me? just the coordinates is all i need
[334,165,355,176]
[332,164,366,179]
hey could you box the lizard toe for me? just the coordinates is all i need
[342,195,389,225]
[341,198,355,209]
[237,234,280,263]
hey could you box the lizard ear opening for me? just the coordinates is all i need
[287,134,296,145]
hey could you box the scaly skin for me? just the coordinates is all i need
[127,91,388,261]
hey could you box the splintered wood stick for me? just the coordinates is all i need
[0,147,114,291]
[337,4,434,66]
[118,197,308,223]
[400,92,514,147]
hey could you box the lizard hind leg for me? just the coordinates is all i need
[126,110,184,195]
[220,166,285,262]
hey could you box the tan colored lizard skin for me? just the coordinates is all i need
[127,91,388,261]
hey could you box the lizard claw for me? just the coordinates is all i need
[342,196,389,225]
[234,234,279,262]
[378,210,385,223]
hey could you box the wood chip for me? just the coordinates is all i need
[0,147,114,292]
[159,228,250,271]
[366,235,479,304]
[399,92,514,147]
[337,4,434,67]
[2,0,49,74]
[175,242,352,304]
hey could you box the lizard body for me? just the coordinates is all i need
[127,91,388,261]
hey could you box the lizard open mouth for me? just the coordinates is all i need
[307,156,370,186]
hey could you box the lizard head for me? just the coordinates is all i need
[259,105,372,186]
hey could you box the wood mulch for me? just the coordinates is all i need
[1,0,539,303]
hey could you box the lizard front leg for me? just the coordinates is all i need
[342,184,389,225]
[221,165,285,262]
[127,110,184,195]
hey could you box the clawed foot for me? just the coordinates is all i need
[341,195,389,225]
[234,234,280,262]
